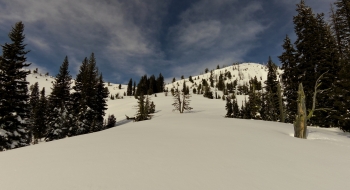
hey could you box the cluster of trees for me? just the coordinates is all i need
[0,22,113,151]
[225,57,281,121]
[135,94,155,121]
[226,0,350,133]
[133,74,164,97]
[281,0,350,132]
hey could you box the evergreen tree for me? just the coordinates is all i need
[0,22,31,150]
[46,56,72,141]
[279,35,298,123]
[232,99,240,118]
[133,81,136,96]
[135,93,149,121]
[311,14,340,127]
[225,97,233,118]
[217,74,225,91]
[105,114,116,128]
[91,74,109,132]
[127,78,133,96]
[29,82,40,113]
[293,1,340,127]
[172,89,182,113]
[149,101,156,114]
[172,88,192,113]
[264,57,279,121]
[156,73,164,93]
[203,86,213,99]
[332,0,350,131]
[29,82,40,142]
[32,87,48,144]
[247,83,261,119]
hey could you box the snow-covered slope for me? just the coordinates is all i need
[1,64,349,190]
[1,92,350,190]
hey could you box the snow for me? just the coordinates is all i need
[0,64,350,189]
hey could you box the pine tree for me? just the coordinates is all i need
[217,74,225,91]
[156,73,164,93]
[32,87,48,144]
[46,56,72,141]
[332,0,350,131]
[225,97,233,118]
[279,35,298,123]
[91,74,109,132]
[182,91,193,113]
[105,114,116,128]
[293,1,340,127]
[172,89,182,113]
[133,81,136,96]
[30,82,40,113]
[127,78,133,96]
[149,101,156,114]
[232,99,240,118]
[0,22,31,150]
[311,14,340,127]
[135,93,149,121]
[29,82,40,142]
[203,86,213,99]
[172,88,192,113]
[263,57,279,121]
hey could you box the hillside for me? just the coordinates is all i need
[1,90,350,190]
[1,63,349,189]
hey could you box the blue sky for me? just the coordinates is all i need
[0,0,332,84]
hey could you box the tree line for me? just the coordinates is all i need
[0,22,113,151]
[225,0,350,134]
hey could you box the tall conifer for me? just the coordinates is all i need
[0,22,31,150]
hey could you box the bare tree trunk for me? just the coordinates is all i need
[294,83,307,139]
[293,72,327,139]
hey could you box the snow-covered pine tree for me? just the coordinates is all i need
[46,56,73,141]
[0,22,31,150]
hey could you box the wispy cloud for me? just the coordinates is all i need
[0,0,169,78]
[167,0,267,78]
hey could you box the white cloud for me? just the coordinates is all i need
[0,0,169,74]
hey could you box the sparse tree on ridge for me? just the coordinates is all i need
[127,78,133,96]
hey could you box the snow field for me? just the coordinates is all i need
[1,92,350,190]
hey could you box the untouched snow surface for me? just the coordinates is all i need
[1,92,350,190]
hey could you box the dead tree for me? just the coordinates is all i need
[294,72,328,139]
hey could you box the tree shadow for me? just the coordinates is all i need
[185,110,204,114]
[114,118,133,127]
[336,131,350,138]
